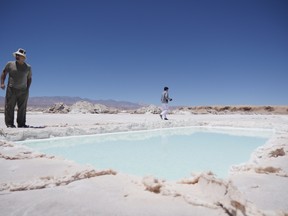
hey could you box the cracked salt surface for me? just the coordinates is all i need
[1,114,288,215]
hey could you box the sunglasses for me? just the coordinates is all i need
[18,49,26,54]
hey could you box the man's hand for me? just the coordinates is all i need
[1,70,7,90]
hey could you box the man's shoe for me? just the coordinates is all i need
[18,125,30,128]
[164,118,168,120]
[160,114,162,119]
[7,125,16,128]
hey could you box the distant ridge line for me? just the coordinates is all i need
[0,96,142,109]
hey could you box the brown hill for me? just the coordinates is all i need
[176,105,288,115]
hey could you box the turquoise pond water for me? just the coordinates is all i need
[18,127,273,180]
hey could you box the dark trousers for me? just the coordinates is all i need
[5,87,29,127]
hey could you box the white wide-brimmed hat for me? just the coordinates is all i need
[13,48,26,58]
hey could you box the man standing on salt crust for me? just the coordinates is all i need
[1,48,32,128]
[160,86,172,120]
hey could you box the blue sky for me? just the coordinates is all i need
[1,0,287,106]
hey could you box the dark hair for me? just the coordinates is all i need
[164,86,169,91]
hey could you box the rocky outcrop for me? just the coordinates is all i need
[45,101,118,114]
[45,103,70,113]
[132,105,161,114]
[70,101,109,114]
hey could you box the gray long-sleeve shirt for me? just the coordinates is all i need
[161,90,170,104]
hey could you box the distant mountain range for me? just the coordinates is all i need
[0,96,142,110]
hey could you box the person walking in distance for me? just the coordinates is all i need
[160,86,172,120]
[1,48,32,128]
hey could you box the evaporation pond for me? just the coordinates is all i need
[19,127,272,180]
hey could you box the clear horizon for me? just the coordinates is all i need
[1,0,287,106]
[1,95,287,107]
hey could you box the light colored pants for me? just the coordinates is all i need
[161,103,169,119]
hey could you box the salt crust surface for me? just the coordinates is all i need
[0,113,288,216]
